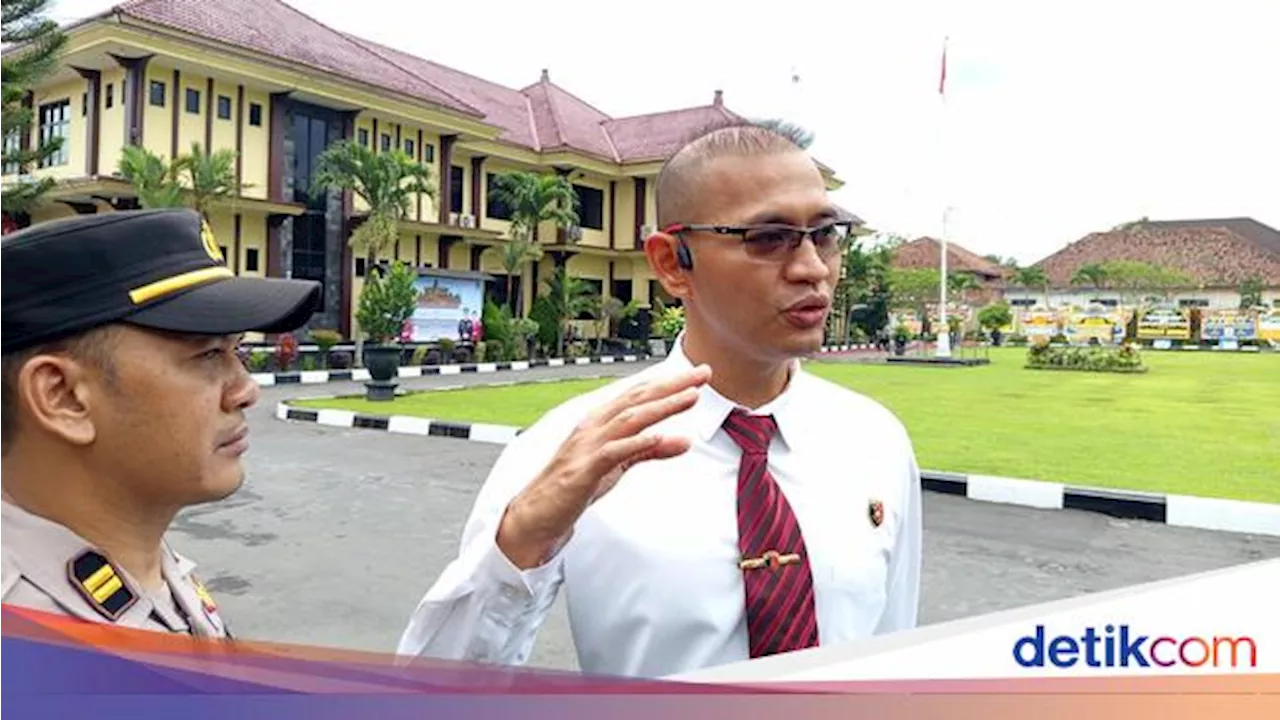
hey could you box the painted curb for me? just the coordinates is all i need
[273,401,1280,538]
[251,353,647,386]
[251,345,886,386]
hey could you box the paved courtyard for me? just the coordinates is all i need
[171,361,1280,671]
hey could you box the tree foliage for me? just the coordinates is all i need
[2,0,68,214]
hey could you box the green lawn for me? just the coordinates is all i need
[292,348,1280,503]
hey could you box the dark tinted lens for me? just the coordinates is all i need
[742,226,799,258]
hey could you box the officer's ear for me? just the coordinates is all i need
[644,230,693,303]
[18,346,105,448]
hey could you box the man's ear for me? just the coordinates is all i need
[18,354,98,447]
[643,231,692,302]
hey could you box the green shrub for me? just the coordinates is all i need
[529,296,559,354]
[410,344,430,366]
[1026,343,1146,373]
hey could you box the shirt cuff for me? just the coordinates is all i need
[476,527,565,611]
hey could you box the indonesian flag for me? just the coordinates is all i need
[938,37,948,95]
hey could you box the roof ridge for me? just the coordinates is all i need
[605,103,716,124]
[598,123,620,163]
[523,79,567,149]
[337,33,482,117]
[522,94,541,152]
[543,79,614,120]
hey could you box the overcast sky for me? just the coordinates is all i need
[50,0,1280,264]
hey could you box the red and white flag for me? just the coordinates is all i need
[938,37,948,96]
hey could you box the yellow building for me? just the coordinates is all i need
[2,0,845,339]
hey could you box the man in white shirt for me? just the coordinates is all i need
[397,122,923,678]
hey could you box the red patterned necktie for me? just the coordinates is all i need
[722,408,820,658]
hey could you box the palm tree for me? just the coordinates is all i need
[488,171,579,314]
[543,266,596,357]
[1071,263,1108,289]
[947,272,979,302]
[310,140,435,270]
[309,139,435,362]
[1014,266,1051,308]
[117,143,243,221]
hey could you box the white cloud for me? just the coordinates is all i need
[49,0,1280,264]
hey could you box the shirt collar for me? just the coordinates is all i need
[659,331,811,452]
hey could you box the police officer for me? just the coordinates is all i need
[1,209,320,637]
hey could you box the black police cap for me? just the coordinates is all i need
[1,209,322,354]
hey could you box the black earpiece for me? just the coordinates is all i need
[675,239,694,270]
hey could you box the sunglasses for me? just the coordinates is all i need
[662,220,854,261]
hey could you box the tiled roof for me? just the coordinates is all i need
[104,0,774,166]
[893,237,1008,281]
[114,0,483,117]
[1033,218,1280,287]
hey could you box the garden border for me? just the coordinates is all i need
[273,399,1280,539]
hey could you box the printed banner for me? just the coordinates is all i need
[408,273,485,342]
[1136,307,1191,340]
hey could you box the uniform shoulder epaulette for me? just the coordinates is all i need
[67,550,136,621]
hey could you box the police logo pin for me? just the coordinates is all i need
[868,499,884,528]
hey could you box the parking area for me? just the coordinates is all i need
[172,362,1280,671]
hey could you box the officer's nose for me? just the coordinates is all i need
[225,358,261,412]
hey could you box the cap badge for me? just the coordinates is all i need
[201,219,224,264]
[868,499,885,528]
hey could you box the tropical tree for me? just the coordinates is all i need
[947,272,979,301]
[116,143,243,219]
[488,171,579,313]
[542,266,596,357]
[310,139,434,268]
[2,0,68,216]
[309,139,435,362]
[1013,266,1051,307]
[1071,263,1108,288]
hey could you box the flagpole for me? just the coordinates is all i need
[936,35,952,358]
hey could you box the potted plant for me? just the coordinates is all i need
[355,260,420,400]
[892,324,911,356]
[656,305,685,352]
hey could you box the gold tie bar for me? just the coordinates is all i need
[739,550,802,572]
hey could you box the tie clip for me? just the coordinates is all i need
[739,550,801,572]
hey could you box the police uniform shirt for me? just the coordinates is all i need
[1,500,230,638]
[397,333,923,678]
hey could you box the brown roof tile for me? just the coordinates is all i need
[105,0,842,173]
[893,237,1007,281]
[1033,218,1280,287]
[116,0,483,117]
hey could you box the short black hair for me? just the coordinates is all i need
[0,326,118,456]
[655,119,810,228]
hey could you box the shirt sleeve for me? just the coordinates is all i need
[875,442,923,634]
[395,406,579,666]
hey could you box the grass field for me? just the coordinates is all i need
[292,348,1280,503]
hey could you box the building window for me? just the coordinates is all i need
[450,165,464,213]
[289,103,338,300]
[380,133,391,152]
[611,279,633,304]
[573,184,604,230]
[82,92,88,116]
[245,248,260,272]
[2,131,20,175]
[485,172,513,220]
[148,80,164,107]
[404,138,414,157]
[185,88,200,114]
[423,144,434,163]
[217,95,232,120]
[248,103,262,126]
[576,279,603,319]
[355,257,367,277]
[105,83,114,109]
[37,99,70,168]
[357,128,369,146]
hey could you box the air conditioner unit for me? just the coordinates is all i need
[460,214,475,228]
[449,212,461,226]
[640,224,655,238]
[566,225,584,243]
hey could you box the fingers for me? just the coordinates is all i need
[594,433,693,475]
[586,363,716,425]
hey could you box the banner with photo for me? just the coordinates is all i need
[406,272,486,342]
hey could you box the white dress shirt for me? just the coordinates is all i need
[397,335,922,678]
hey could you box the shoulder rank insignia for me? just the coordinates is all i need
[68,550,137,621]
[868,499,885,528]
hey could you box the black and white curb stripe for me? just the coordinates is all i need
[274,402,1280,538]
[818,344,879,353]
[252,354,645,386]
